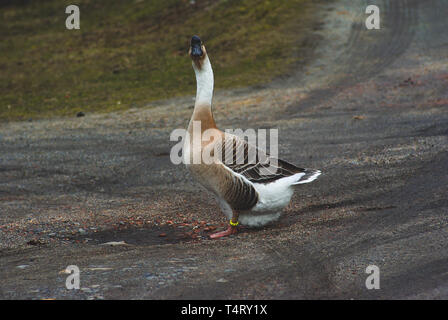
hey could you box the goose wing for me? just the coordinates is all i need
[209,133,320,211]
[217,133,314,184]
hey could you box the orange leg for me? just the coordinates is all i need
[209,210,239,239]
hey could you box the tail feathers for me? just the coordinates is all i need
[292,169,321,185]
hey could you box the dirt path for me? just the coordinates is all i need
[1,0,447,299]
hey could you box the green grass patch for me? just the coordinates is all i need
[0,0,318,121]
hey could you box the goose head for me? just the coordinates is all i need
[189,35,207,70]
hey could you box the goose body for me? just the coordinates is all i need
[184,35,321,237]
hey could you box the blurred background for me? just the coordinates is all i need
[0,0,318,121]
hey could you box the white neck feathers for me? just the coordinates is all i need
[193,55,214,106]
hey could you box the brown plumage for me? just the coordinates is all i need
[184,35,321,237]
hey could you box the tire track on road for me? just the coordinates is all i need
[284,0,419,116]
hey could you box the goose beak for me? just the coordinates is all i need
[190,35,204,59]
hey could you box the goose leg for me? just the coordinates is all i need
[209,211,239,239]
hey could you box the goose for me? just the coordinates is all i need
[184,35,321,239]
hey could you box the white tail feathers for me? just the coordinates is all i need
[292,169,321,185]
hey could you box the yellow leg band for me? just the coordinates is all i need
[229,219,239,227]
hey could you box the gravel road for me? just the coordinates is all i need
[1,0,447,299]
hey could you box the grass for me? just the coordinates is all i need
[0,0,318,121]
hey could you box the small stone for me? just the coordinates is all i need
[216,278,228,283]
[76,112,85,117]
[99,241,129,246]
[27,239,45,246]
[86,267,113,271]
[59,269,71,274]
[145,273,156,280]
[17,265,30,269]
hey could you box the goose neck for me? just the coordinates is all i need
[193,56,214,106]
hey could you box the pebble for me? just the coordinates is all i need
[86,267,113,271]
[17,265,30,269]
[216,278,228,283]
[145,273,157,280]
[99,241,129,246]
